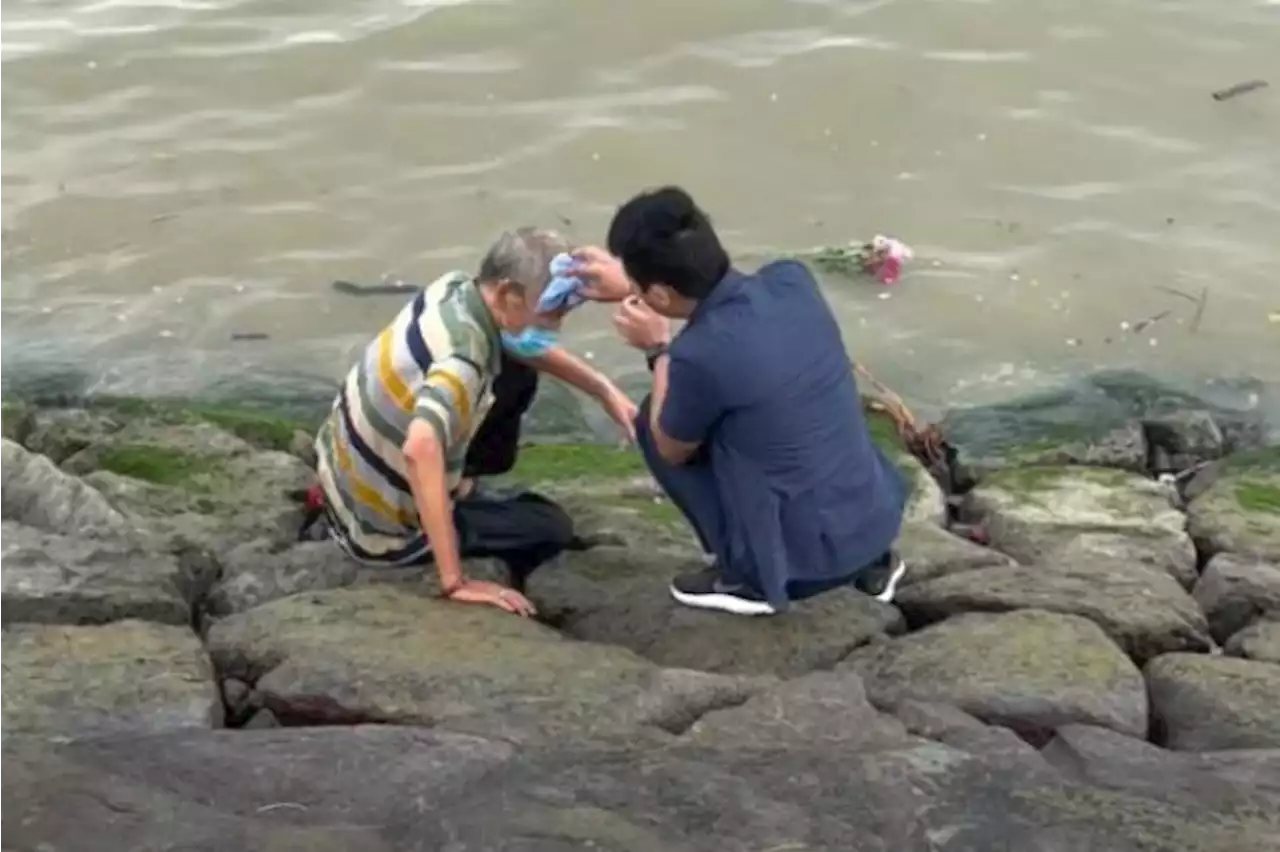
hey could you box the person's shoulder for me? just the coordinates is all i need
[757,257,818,285]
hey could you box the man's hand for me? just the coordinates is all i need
[601,387,639,443]
[571,246,633,302]
[448,579,538,616]
[613,296,671,350]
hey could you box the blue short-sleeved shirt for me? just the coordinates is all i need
[660,259,907,605]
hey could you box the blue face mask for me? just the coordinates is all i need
[501,326,559,358]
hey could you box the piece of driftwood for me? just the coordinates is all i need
[1211,80,1268,102]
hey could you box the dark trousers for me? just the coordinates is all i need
[633,396,859,602]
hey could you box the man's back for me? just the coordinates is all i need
[671,259,906,583]
[315,271,500,552]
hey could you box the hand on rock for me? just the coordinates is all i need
[448,579,537,617]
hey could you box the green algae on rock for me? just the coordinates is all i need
[966,464,1192,568]
[205,584,763,745]
[842,609,1149,743]
[1188,455,1280,561]
[3,620,222,738]
[528,546,903,677]
[896,558,1211,665]
[1145,653,1280,751]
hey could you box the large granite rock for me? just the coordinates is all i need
[528,547,902,677]
[1042,723,1280,812]
[1187,453,1280,561]
[842,609,1148,743]
[205,539,359,616]
[1,521,193,626]
[1055,528,1198,589]
[205,585,765,744]
[880,699,1048,766]
[1193,553,1280,644]
[965,465,1192,567]
[1145,653,1280,751]
[3,621,221,738]
[8,716,1280,851]
[47,417,317,552]
[896,557,1211,664]
[1225,619,1280,663]
[1,438,132,537]
[894,521,1017,587]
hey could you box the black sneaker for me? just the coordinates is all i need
[854,550,907,603]
[669,566,776,616]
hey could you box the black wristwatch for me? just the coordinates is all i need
[644,342,669,372]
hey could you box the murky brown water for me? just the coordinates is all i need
[3,0,1278,414]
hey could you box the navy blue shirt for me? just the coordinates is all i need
[660,259,907,605]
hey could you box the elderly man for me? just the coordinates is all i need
[572,187,909,616]
[313,228,636,615]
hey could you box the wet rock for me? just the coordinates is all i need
[11,722,1280,852]
[943,414,1147,477]
[1145,653,1280,751]
[3,621,222,738]
[883,699,1047,766]
[896,557,1211,664]
[1,521,193,626]
[1056,529,1198,589]
[1,397,34,442]
[1225,619,1280,664]
[206,539,359,616]
[1043,724,1280,813]
[1143,409,1226,470]
[288,428,317,467]
[20,406,124,462]
[895,521,1017,587]
[527,547,902,677]
[842,609,1148,743]
[902,454,947,526]
[76,432,315,552]
[1,438,132,538]
[1193,553,1280,644]
[205,585,764,745]
[1187,454,1280,560]
[966,465,1191,566]
[220,678,256,721]
[682,671,915,751]
[242,708,280,729]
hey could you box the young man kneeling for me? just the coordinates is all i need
[575,187,908,616]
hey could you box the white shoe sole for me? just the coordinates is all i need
[669,585,776,616]
[874,559,908,603]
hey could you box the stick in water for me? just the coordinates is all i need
[1212,80,1268,101]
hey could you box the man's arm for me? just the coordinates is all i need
[518,345,613,401]
[648,351,718,466]
[406,358,483,593]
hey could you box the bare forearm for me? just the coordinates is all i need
[523,346,613,401]
[403,429,463,589]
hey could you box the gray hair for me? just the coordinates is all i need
[476,227,571,295]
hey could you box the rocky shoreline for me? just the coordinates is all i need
[3,381,1279,851]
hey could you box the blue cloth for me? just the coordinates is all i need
[499,253,586,357]
[536,252,587,313]
[653,260,907,610]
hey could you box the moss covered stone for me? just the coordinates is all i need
[1188,466,1280,561]
[842,609,1148,743]
[95,444,222,488]
[968,465,1191,566]
[1145,653,1280,751]
[3,621,221,738]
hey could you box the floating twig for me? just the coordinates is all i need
[1212,80,1268,102]
[230,332,270,341]
[1189,286,1209,333]
[1131,309,1171,334]
[332,279,415,297]
[1154,285,1201,304]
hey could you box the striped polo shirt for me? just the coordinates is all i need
[315,271,501,562]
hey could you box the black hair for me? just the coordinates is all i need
[605,186,730,300]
